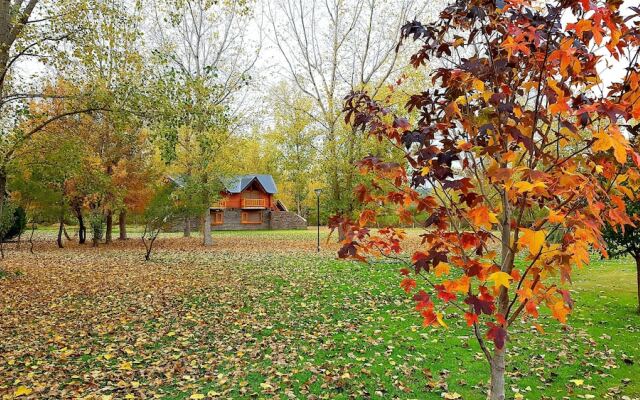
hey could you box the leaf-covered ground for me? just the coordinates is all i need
[0,229,638,399]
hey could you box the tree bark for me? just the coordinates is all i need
[57,212,64,248]
[489,346,506,400]
[184,217,191,237]
[0,170,6,210]
[635,255,640,314]
[75,207,86,244]
[63,226,71,241]
[105,210,112,243]
[119,210,127,240]
[203,209,212,246]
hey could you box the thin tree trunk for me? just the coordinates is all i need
[75,207,86,244]
[63,226,72,241]
[119,210,127,240]
[489,189,512,399]
[203,209,212,246]
[29,222,35,254]
[0,173,4,259]
[184,217,191,237]
[57,212,64,248]
[0,170,6,212]
[489,347,506,400]
[142,225,160,261]
[105,210,113,243]
[337,217,346,241]
[635,255,640,314]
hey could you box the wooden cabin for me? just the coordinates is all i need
[168,174,306,231]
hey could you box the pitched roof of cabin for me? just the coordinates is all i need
[168,174,278,194]
[222,174,278,194]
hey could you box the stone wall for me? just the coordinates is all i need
[168,210,308,231]
[167,217,200,233]
[270,211,308,230]
[211,209,270,230]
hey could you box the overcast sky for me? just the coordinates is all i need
[14,0,637,115]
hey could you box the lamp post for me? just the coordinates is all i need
[314,188,322,252]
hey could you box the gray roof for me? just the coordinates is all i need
[168,174,278,194]
[222,174,278,194]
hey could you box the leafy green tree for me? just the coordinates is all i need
[0,0,115,207]
[266,83,318,217]
[149,63,231,246]
[141,184,176,261]
[603,200,640,314]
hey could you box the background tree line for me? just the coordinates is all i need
[0,0,440,250]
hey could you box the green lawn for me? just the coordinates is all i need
[0,229,638,399]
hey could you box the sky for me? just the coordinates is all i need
[14,0,637,114]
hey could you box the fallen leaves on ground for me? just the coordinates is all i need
[0,230,637,399]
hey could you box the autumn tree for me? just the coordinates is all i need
[147,0,258,245]
[337,1,640,399]
[0,0,113,206]
[266,83,318,216]
[62,0,148,243]
[603,199,640,313]
[269,0,433,237]
[141,184,176,261]
[11,112,88,248]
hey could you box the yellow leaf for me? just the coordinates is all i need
[436,312,448,329]
[14,386,32,397]
[190,394,205,400]
[514,181,546,194]
[487,271,512,289]
[443,392,462,399]
[472,79,485,92]
[593,128,628,164]
[547,209,564,224]
[518,229,546,255]
[119,361,132,371]
[434,262,450,278]
[550,300,570,323]
[569,379,584,386]
[420,166,430,176]
[482,89,492,102]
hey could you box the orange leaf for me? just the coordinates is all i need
[400,278,416,293]
[518,229,546,255]
[468,205,499,230]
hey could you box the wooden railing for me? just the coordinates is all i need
[242,198,266,208]
[211,199,227,209]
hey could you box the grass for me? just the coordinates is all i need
[0,228,637,399]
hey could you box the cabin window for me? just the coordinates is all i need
[241,211,263,224]
[212,211,224,225]
[244,189,261,199]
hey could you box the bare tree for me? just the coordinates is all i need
[147,0,262,116]
[269,0,433,237]
[147,0,262,246]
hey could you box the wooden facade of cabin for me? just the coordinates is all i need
[170,174,306,231]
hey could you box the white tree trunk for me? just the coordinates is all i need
[489,346,506,400]
[203,209,212,246]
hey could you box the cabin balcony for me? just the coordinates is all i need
[211,199,227,209]
[242,198,266,209]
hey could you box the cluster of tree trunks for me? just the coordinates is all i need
[55,208,129,248]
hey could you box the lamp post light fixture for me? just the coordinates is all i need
[314,188,322,252]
